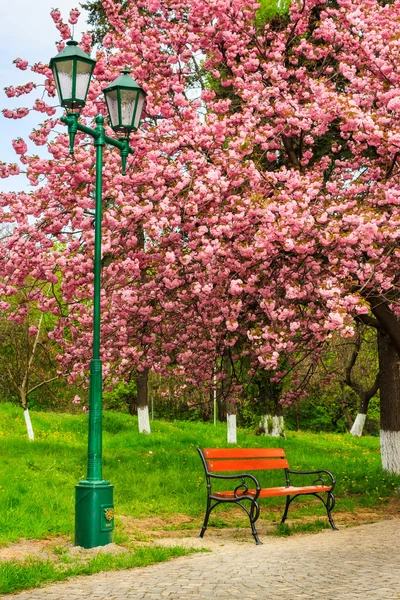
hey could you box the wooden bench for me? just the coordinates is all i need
[197,447,337,544]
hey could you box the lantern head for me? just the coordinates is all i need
[50,40,95,113]
[103,68,146,137]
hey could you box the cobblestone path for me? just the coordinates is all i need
[4,519,400,599]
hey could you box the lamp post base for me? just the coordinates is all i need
[75,480,114,548]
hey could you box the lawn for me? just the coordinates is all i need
[0,402,399,593]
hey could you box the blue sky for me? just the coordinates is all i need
[0,0,88,193]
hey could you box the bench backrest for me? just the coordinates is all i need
[198,448,289,473]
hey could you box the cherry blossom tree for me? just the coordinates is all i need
[1,0,400,469]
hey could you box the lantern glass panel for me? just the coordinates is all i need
[105,90,120,128]
[134,91,146,129]
[75,61,93,101]
[56,59,73,101]
[121,90,137,127]
[120,89,138,127]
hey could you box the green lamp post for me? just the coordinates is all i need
[50,41,146,549]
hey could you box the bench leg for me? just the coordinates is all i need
[198,497,263,545]
[249,500,263,545]
[281,493,338,531]
[250,522,262,545]
[280,495,291,525]
[326,492,338,530]
[198,497,212,539]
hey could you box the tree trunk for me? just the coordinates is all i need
[20,389,34,441]
[226,410,237,444]
[350,413,367,437]
[222,351,237,443]
[259,378,285,437]
[23,408,34,441]
[340,383,354,431]
[136,368,151,434]
[128,392,136,416]
[217,390,226,422]
[378,331,400,473]
[210,383,216,426]
[350,393,369,437]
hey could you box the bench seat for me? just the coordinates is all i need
[212,484,332,499]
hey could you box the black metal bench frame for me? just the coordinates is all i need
[197,447,337,545]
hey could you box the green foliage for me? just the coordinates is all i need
[238,397,265,429]
[81,0,130,45]
[103,380,137,412]
[285,397,349,433]
[284,395,379,436]
[103,376,211,421]
[0,403,399,550]
[256,0,292,24]
[365,397,380,435]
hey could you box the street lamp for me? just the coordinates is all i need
[50,40,146,549]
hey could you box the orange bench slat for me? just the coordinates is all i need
[207,458,289,472]
[203,448,286,459]
[212,485,332,499]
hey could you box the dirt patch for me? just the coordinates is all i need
[0,538,128,564]
[119,513,195,538]
[1,498,399,562]
[0,537,70,563]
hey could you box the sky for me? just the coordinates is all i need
[0,0,88,193]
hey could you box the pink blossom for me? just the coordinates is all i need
[50,9,62,23]
[229,279,243,295]
[1,0,400,411]
[33,99,57,116]
[2,108,29,119]
[13,58,28,70]
[0,163,8,178]
[12,138,28,155]
[68,8,80,25]
[8,163,21,176]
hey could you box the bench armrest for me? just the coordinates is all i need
[209,472,261,499]
[286,469,336,490]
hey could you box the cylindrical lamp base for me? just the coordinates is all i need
[75,480,114,548]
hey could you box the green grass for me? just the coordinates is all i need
[1,402,399,547]
[272,519,331,537]
[0,546,197,595]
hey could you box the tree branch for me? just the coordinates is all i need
[368,295,400,355]
[282,135,301,169]
[355,314,381,330]
[28,375,59,396]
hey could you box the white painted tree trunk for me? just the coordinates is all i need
[380,430,400,474]
[350,413,367,437]
[24,409,34,441]
[138,405,151,434]
[227,413,237,444]
[260,414,285,437]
